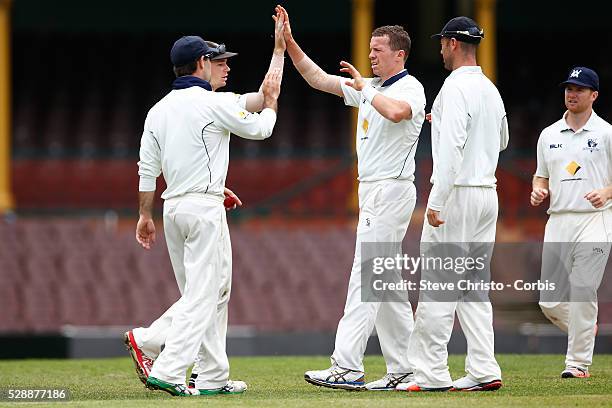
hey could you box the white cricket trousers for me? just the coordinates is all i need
[408,186,502,388]
[539,210,612,370]
[135,194,231,388]
[132,201,232,387]
[331,179,416,373]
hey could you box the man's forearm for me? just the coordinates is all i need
[245,53,285,112]
[286,38,306,65]
[532,176,549,191]
[138,191,155,218]
[367,89,413,123]
[263,95,278,113]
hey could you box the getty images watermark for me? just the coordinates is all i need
[371,252,555,292]
[359,242,610,303]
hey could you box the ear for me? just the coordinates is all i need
[592,90,599,102]
[397,49,406,61]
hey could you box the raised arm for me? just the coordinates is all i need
[278,5,343,97]
[243,8,286,112]
[215,69,282,140]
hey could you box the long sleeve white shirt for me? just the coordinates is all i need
[427,66,509,211]
[138,86,276,200]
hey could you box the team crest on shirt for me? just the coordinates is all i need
[238,111,250,119]
[362,119,369,133]
[565,161,581,176]
[583,138,600,152]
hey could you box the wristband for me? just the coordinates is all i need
[361,85,379,103]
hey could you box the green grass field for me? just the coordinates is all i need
[0,355,611,407]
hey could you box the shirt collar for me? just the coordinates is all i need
[381,69,408,87]
[448,65,482,79]
[372,69,408,87]
[560,110,599,133]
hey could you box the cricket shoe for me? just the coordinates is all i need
[561,366,590,378]
[188,374,247,395]
[452,376,502,391]
[124,330,154,385]
[304,363,365,390]
[396,381,452,392]
[146,376,200,396]
[199,380,248,395]
[366,372,413,391]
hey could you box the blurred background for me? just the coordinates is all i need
[0,0,611,357]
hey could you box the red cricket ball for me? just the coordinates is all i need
[224,196,237,209]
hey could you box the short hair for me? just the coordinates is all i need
[458,41,478,56]
[173,60,198,77]
[372,25,411,61]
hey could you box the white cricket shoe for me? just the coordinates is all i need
[452,375,502,391]
[199,380,248,395]
[304,363,365,390]
[561,366,590,378]
[365,372,413,391]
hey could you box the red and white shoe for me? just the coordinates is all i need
[561,366,590,378]
[452,376,502,391]
[124,330,154,385]
[396,381,452,392]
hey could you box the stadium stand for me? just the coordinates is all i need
[1,218,611,334]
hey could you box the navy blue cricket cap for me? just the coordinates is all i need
[560,66,599,91]
[170,35,213,66]
[431,16,484,44]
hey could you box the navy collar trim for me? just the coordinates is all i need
[381,69,408,87]
[172,75,212,91]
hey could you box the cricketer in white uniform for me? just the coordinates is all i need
[277,6,425,390]
[398,17,508,392]
[532,66,612,379]
[124,35,286,390]
[128,34,282,397]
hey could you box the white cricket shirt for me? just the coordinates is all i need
[427,66,509,211]
[340,70,426,182]
[535,110,612,214]
[138,86,276,200]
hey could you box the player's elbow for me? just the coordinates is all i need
[252,124,274,140]
[387,106,412,123]
[388,110,406,123]
[388,113,403,123]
